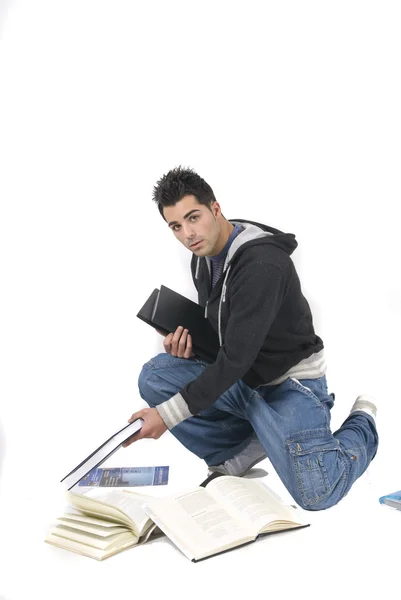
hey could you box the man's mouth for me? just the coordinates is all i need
[190,240,203,249]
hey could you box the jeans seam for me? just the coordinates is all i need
[288,377,324,407]
[250,390,262,406]
[288,377,332,431]
[287,428,331,443]
[144,357,203,370]
[337,446,351,498]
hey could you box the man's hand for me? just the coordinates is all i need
[157,325,195,358]
[122,408,168,447]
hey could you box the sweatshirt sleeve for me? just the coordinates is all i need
[156,259,290,429]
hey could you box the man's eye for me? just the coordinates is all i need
[190,215,198,222]
[172,225,180,232]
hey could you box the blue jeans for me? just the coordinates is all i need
[138,353,378,511]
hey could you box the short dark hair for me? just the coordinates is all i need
[152,166,216,219]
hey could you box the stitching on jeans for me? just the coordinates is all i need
[290,443,339,507]
[286,429,346,507]
[288,378,331,431]
[337,446,351,498]
[288,377,323,407]
[145,357,205,370]
[286,428,330,443]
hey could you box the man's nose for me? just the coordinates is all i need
[183,223,195,239]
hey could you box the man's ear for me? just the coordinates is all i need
[212,201,221,217]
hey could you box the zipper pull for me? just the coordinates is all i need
[204,301,208,318]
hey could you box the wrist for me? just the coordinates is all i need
[156,393,192,429]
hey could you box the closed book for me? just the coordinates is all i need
[137,285,220,363]
[60,419,144,490]
[379,490,401,510]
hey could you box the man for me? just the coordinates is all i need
[124,166,378,511]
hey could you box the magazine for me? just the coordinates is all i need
[77,466,169,487]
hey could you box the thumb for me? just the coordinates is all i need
[128,409,147,423]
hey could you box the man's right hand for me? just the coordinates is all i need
[157,326,195,359]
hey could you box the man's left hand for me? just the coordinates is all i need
[122,408,168,447]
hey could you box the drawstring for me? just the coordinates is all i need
[195,257,200,279]
[217,266,231,346]
[197,255,230,347]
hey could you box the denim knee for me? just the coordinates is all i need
[285,432,350,511]
[137,364,163,407]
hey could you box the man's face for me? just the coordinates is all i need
[163,195,222,257]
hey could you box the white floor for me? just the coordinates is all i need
[1,2,400,599]
[0,405,399,600]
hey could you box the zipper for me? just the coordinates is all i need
[204,301,208,318]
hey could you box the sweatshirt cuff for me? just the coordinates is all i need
[156,393,193,429]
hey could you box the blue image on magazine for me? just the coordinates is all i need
[78,466,169,487]
[379,490,401,510]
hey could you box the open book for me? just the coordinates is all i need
[136,285,220,363]
[45,489,158,560]
[45,476,308,562]
[144,475,309,561]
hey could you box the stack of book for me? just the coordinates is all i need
[46,475,308,561]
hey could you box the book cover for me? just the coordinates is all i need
[61,418,144,490]
[137,285,220,362]
[77,466,169,487]
[379,489,401,510]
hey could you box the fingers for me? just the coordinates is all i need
[184,333,193,359]
[177,327,188,357]
[128,409,145,423]
[163,332,174,353]
[169,326,183,356]
[124,409,147,447]
[162,326,193,358]
[171,327,191,358]
[123,408,168,446]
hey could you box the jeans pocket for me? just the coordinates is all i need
[287,430,345,508]
[288,377,323,407]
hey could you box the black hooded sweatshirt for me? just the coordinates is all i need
[156,219,324,430]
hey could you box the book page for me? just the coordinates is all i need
[45,532,137,560]
[57,516,128,537]
[60,511,124,528]
[69,489,153,535]
[50,525,137,550]
[144,487,252,561]
[207,477,303,536]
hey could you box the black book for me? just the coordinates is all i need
[60,419,144,491]
[136,285,220,363]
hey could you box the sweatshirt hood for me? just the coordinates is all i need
[193,218,298,346]
[194,219,297,281]
[224,219,297,267]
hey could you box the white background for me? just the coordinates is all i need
[0,1,400,599]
